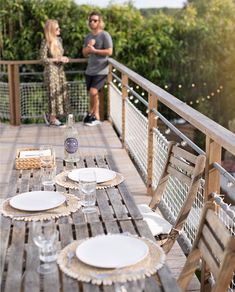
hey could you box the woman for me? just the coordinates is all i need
[40,19,69,126]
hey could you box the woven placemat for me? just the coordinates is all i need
[0,193,81,221]
[55,171,124,190]
[57,235,165,285]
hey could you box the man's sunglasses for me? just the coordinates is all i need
[89,19,99,23]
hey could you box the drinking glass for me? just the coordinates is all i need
[40,145,55,190]
[32,220,58,274]
[78,169,97,213]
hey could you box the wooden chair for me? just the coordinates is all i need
[147,142,206,253]
[177,202,235,292]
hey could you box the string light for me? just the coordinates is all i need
[196,100,199,104]
[178,84,182,88]
[217,89,220,93]
[113,79,117,83]
[211,92,215,96]
[104,84,108,88]
[181,141,187,147]
[127,89,130,93]
[165,128,171,135]
[146,109,149,114]
[112,68,116,72]
[129,95,134,100]
[227,181,234,188]
[118,83,121,87]
[134,99,139,104]
[164,85,168,89]
[192,83,195,87]
[154,115,159,120]
[141,92,145,96]
[136,85,139,89]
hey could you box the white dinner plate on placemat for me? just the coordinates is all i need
[76,234,149,268]
[68,168,116,184]
[9,191,66,211]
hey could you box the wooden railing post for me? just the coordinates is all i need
[202,138,221,292]
[121,73,128,148]
[8,63,21,125]
[99,88,104,121]
[107,64,113,121]
[147,94,158,195]
[205,137,221,201]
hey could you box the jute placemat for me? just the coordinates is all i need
[0,193,81,221]
[57,235,165,285]
[55,171,124,190]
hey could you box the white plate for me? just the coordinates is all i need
[76,234,149,268]
[68,168,116,184]
[9,191,66,211]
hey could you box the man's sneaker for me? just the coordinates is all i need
[85,116,101,126]
[43,112,50,126]
[83,113,92,124]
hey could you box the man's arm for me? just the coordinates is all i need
[86,46,113,56]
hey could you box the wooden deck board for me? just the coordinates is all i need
[0,121,200,291]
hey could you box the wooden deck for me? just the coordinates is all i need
[0,121,200,291]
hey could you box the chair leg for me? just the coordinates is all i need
[178,248,201,291]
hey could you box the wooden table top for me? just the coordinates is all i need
[0,155,180,292]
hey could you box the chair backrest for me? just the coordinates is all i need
[178,202,235,292]
[149,142,206,253]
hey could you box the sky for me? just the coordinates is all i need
[74,0,186,9]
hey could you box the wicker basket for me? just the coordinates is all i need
[15,148,42,170]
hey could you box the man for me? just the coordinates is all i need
[82,11,113,126]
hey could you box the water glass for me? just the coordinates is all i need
[78,169,97,213]
[32,220,58,274]
[40,145,55,189]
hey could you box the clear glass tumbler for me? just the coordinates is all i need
[78,169,97,213]
[32,220,58,274]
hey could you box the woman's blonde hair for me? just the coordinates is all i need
[44,19,62,58]
[88,11,105,30]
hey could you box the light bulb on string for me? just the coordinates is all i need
[192,83,195,87]
[134,99,139,104]
[104,84,108,88]
[181,141,187,147]
[165,128,171,135]
[113,79,117,83]
[136,85,139,89]
[130,95,134,100]
[141,92,145,96]
[154,115,159,120]
[164,85,168,89]
[118,83,121,87]
[112,68,116,72]
[146,109,149,114]
[227,181,234,188]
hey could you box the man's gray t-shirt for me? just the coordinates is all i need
[84,31,113,76]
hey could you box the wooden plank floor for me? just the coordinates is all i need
[0,121,200,291]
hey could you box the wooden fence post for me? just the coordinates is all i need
[107,64,113,121]
[8,63,21,126]
[205,137,221,201]
[121,73,128,148]
[147,93,158,196]
[201,136,221,291]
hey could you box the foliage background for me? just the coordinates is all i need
[0,0,235,128]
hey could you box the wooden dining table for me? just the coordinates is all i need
[0,155,181,292]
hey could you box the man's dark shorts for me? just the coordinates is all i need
[85,74,107,91]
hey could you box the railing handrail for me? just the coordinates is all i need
[109,58,235,156]
[0,58,87,65]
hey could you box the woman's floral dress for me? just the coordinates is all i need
[40,38,68,117]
